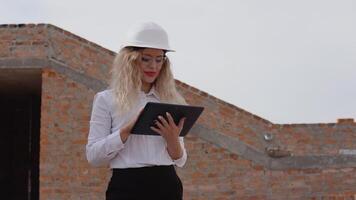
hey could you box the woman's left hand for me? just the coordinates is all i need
[150,112,186,143]
[150,112,186,160]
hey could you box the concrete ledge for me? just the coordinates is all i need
[49,58,107,91]
[192,124,270,167]
[270,155,356,170]
[0,58,108,91]
[0,58,44,68]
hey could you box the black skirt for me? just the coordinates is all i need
[106,165,183,200]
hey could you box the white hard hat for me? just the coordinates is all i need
[121,21,175,52]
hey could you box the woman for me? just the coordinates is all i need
[86,21,188,200]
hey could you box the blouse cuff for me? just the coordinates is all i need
[105,129,125,156]
[173,145,187,167]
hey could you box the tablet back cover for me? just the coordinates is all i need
[131,102,204,136]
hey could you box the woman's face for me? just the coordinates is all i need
[138,48,165,85]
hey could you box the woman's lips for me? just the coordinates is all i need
[144,71,156,77]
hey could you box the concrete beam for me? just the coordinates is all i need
[0,58,108,91]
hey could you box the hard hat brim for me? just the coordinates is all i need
[120,43,175,52]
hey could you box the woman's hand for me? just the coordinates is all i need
[120,108,144,143]
[150,112,186,160]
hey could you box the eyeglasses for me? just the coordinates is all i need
[140,55,166,65]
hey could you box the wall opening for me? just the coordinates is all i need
[0,68,41,200]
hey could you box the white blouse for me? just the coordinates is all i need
[86,86,187,169]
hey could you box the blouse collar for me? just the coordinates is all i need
[141,85,160,100]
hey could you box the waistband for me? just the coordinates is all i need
[112,165,175,173]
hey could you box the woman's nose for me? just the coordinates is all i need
[147,62,159,69]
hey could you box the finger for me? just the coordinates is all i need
[178,117,186,131]
[155,119,165,130]
[158,115,169,127]
[166,112,176,126]
[150,126,163,135]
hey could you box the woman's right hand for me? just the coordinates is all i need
[120,108,144,143]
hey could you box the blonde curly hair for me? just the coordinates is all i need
[109,47,187,115]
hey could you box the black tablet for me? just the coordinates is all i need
[131,102,204,136]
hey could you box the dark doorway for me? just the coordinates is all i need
[0,95,40,200]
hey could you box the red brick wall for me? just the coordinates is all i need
[1,24,356,200]
[47,25,114,83]
[178,134,356,200]
[273,122,356,155]
[0,24,48,58]
[40,69,109,199]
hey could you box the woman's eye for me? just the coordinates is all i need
[141,57,151,62]
[155,58,163,63]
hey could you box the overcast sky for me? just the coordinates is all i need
[1,0,355,124]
